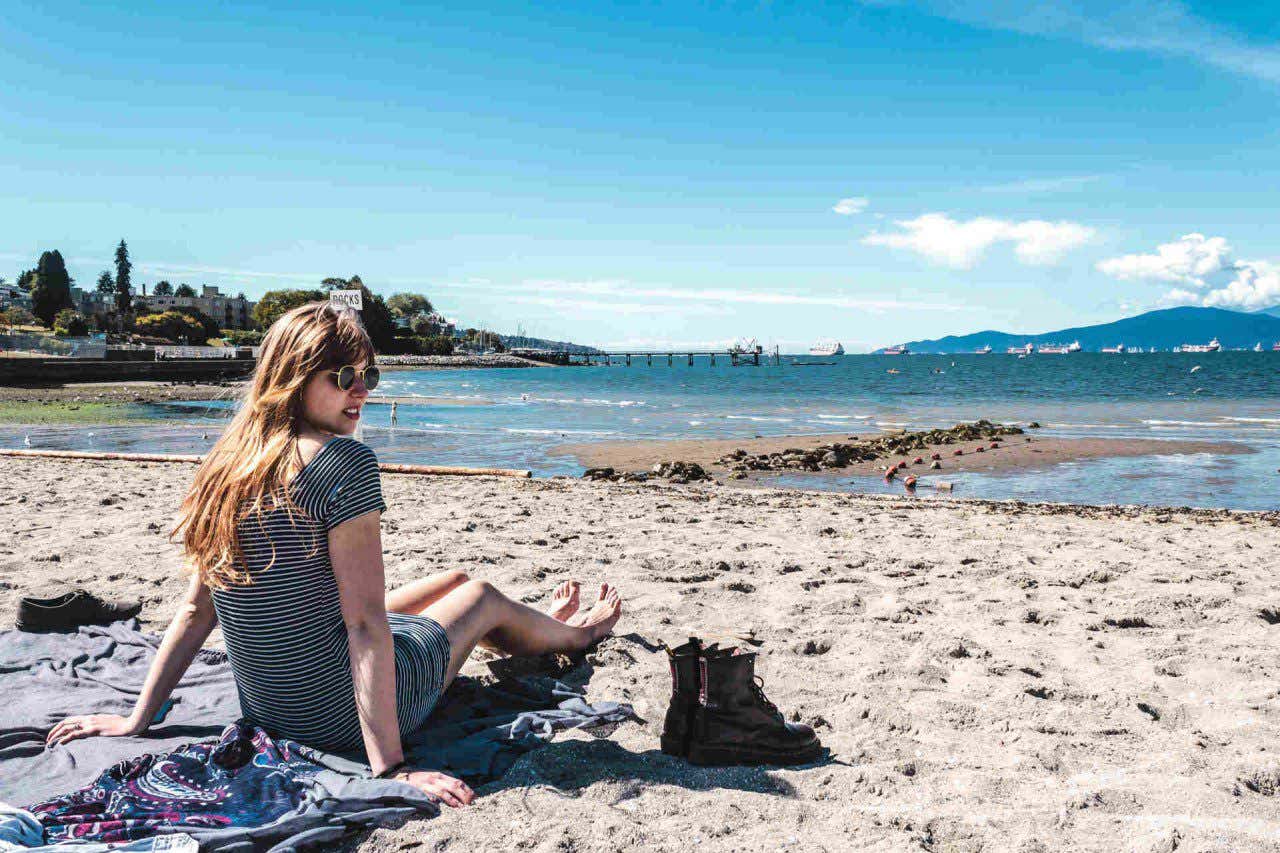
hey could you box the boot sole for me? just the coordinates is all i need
[686,739,823,767]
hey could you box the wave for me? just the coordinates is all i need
[815,414,874,421]
[1223,417,1280,425]
[502,428,619,436]
[1143,420,1225,427]
[688,420,705,426]
[725,415,794,423]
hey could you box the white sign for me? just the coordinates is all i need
[330,290,363,311]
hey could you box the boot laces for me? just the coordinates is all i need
[752,675,783,720]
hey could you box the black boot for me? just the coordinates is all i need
[688,650,821,766]
[660,638,703,757]
[661,639,735,757]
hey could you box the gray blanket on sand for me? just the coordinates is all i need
[0,621,635,850]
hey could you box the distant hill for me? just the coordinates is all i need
[877,306,1280,354]
[1256,305,1280,319]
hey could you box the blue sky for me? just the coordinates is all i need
[2,1,1277,350]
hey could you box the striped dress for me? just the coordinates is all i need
[211,436,451,753]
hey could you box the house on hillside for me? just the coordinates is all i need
[141,285,256,329]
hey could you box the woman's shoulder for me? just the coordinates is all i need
[324,436,380,470]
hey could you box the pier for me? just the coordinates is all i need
[511,346,781,367]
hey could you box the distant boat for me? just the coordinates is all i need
[808,339,845,357]
[1101,344,1126,354]
[1006,343,1033,355]
[1254,342,1264,352]
[1037,340,1081,354]
[974,344,992,354]
[882,345,909,355]
[1274,342,1280,351]
[1176,338,1221,353]
[729,337,762,356]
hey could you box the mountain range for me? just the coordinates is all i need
[876,306,1280,354]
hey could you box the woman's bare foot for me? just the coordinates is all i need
[573,583,622,641]
[546,580,581,623]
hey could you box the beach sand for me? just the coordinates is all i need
[2,457,1279,851]
[553,431,1251,481]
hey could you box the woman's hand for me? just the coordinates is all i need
[46,713,142,746]
[391,768,475,808]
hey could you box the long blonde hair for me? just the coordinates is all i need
[173,301,375,590]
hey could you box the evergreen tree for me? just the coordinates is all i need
[174,282,196,297]
[113,240,132,313]
[153,280,173,295]
[96,270,115,294]
[30,250,74,326]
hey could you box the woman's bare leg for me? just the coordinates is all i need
[424,579,622,686]
[385,569,471,615]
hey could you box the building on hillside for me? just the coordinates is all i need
[136,285,256,330]
[0,285,33,310]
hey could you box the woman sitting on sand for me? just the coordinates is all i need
[46,302,622,808]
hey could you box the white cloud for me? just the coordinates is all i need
[862,213,1095,268]
[832,197,870,215]
[1096,233,1232,285]
[1097,233,1280,309]
[882,1,1280,85]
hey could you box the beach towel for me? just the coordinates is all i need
[0,621,636,849]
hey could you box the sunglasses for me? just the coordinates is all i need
[329,364,381,391]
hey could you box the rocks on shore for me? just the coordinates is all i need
[582,460,713,485]
[717,420,1024,475]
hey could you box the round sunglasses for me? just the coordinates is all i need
[329,364,381,391]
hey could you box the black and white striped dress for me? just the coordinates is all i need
[211,436,451,753]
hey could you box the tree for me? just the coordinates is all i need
[53,309,89,337]
[174,283,197,297]
[16,269,35,290]
[253,288,325,329]
[114,240,132,313]
[187,309,221,343]
[135,310,208,344]
[30,250,74,326]
[321,275,395,352]
[96,270,115,294]
[387,292,433,318]
[3,306,36,328]
[153,280,173,296]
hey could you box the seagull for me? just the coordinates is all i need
[1190,365,1202,373]
[23,434,31,446]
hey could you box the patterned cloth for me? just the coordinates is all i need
[28,724,321,846]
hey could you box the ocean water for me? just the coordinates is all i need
[5,352,1278,509]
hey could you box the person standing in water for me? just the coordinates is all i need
[390,400,398,426]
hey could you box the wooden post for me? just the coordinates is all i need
[646,353,652,366]
[710,352,716,366]
[667,353,672,366]
[626,353,631,366]
[688,353,693,366]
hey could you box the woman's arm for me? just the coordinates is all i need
[329,511,473,808]
[46,573,218,745]
[329,510,403,776]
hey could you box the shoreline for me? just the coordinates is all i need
[552,431,1253,480]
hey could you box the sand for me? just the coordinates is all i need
[553,431,1251,482]
[2,457,1280,851]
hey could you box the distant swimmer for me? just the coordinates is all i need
[520,393,530,401]
[390,400,398,426]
